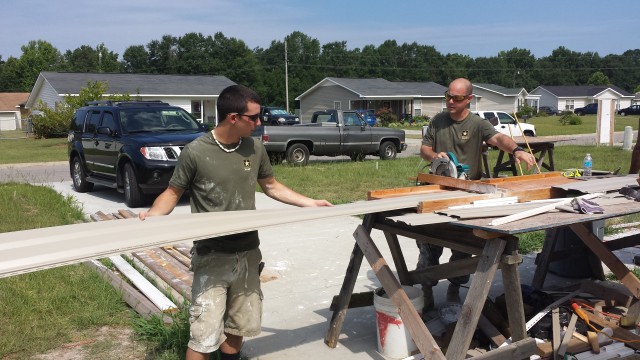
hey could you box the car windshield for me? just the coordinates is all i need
[270,109,289,115]
[120,108,200,132]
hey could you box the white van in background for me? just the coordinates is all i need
[422,111,536,139]
[476,111,536,137]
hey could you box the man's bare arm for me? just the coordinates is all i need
[138,185,185,220]
[258,176,332,207]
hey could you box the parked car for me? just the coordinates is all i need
[573,103,598,116]
[67,100,206,207]
[475,111,536,137]
[355,109,377,126]
[617,104,640,116]
[260,106,300,125]
[538,106,561,116]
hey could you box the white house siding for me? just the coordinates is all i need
[474,88,516,113]
[594,89,632,110]
[36,80,63,109]
[421,99,446,118]
[299,84,357,122]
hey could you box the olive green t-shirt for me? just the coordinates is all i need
[422,111,498,180]
[169,131,274,252]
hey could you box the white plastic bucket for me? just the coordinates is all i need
[374,286,424,359]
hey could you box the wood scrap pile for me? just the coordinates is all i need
[418,280,640,359]
[85,209,281,323]
[525,280,640,360]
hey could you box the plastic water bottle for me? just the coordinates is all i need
[583,153,592,177]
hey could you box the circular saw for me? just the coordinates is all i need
[429,152,470,179]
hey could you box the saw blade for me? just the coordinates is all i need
[431,158,457,178]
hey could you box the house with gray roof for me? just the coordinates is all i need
[472,83,536,114]
[26,72,236,124]
[295,77,448,122]
[529,85,634,113]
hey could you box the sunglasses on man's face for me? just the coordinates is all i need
[444,91,469,102]
[236,113,263,123]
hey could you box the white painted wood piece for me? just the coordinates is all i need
[489,193,603,226]
[108,255,177,313]
[0,192,466,278]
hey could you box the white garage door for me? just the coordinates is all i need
[0,112,17,131]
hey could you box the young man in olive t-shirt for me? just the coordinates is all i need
[417,78,536,312]
[139,85,332,360]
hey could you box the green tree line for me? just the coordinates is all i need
[1,31,639,108]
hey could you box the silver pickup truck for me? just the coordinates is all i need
[251,109,407,166]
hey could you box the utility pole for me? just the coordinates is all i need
[285,38,289,113]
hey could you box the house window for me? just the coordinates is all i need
[414,100,422,117]
[565,100,575,110]
[191,101,202,121]
[334,101,342,110]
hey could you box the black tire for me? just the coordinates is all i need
[523,130,535,137]
[71,156,94,193]
[350,153,366,162]
[285,143,309,166]
[123,163,144,207]
[268,152,284,165]
[620,112,627,116]
[378,141,397,160]
[575,111,583,116]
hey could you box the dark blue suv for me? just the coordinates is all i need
[67,101,206,207]
[573,103,598,116]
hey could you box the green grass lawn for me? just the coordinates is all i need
[0,184,136,359]
[524,114,639,136]
[397,114,640,137]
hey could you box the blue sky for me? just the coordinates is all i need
[2,0,637,60]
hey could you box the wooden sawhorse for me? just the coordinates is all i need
[324,212,536,360]
[482,140,556,178]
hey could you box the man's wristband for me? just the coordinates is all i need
[512,146,525,155]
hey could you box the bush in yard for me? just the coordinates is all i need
[558,113,583,126]
[516,103,534,119]
[412,115,430,126]
[375,108,398,127]
[32,80,130,138]
[31,101,73,138]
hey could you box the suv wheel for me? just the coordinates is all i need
[123,163,144,207]
[71,156,94,193]
[379,141,397,160]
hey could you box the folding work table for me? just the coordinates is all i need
[324,177,640,360]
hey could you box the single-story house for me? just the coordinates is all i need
[0,92,30,131]
[295,78,532,122]
[529,85,635,112]
[295,77,448,122]
[472,83,537,114]
[25,72,236,124]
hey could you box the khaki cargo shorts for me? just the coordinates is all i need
[187,247,263,353]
